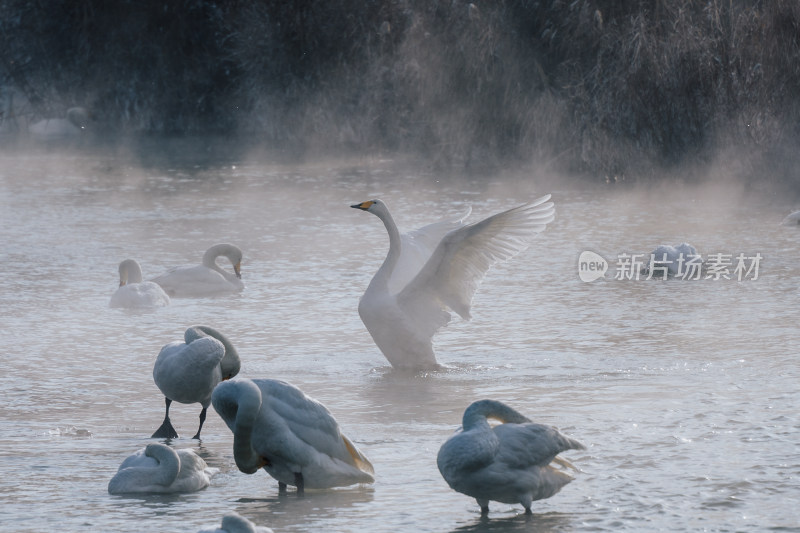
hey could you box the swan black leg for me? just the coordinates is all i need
[278,481,287,494]
[151,397,179,439]
[192,407,207,439]
[294,472,304,495]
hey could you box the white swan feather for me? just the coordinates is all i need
[151,243,244,297]
[197,512,274,533]
[109,259,170,308]
[211,378,374,492]
[108,443,217,494]
[437,399,584,515]
[351,196,555,369]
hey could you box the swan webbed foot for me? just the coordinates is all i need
[152,399,179,439]
[151,417,179,439]
[294,472,304,496]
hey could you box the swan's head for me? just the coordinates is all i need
[351,199,390,218]
[118,259,143,286]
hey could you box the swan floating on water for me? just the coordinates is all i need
[351,196,555,370]
[781,210,800,226]
[197,512,274,533]
[211,378,374,493]
[152,326,241,439]
[643,243,701,277]
[151,243,244,297]
[108,443,217,494]
[109,259,170,308]
[437,399,584,515]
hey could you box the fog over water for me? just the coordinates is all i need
[1,145,799,532]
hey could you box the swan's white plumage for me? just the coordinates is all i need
[437,399,584,514]
[109,259,170,308]
[197,512,274,533]
[647,243,700,276]
[352,196,555,369]
[151,243,244,297]
[781,210,800,226]
[108,443,217,494]
[211,378,374,490]
[152,326,240,439]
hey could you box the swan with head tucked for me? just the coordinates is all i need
[211,378,374,494]
[197,512,274,533]
[109,259,170,309]
[152,326,241,439]
[151,243,244,297]
[643,243,701,278]
[108,443,218,494]
[351,196,555,370]
[437,399,585,515]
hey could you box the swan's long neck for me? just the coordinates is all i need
[462,399,531,430]
[369,208,402,292]
[188,325,241,379]
[119,259,144,285]
[230,380,265,474]
[144,444,181,486]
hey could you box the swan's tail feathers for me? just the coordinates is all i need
[342,434,375,476]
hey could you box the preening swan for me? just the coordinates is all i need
[108,443,217,494]
[437,399,584,515]
[211,378,374,493]
[109,259,170,308]
[152,326,241,439]
[151,243,244,297]
[197,512,274,533]
[351,196,555,370]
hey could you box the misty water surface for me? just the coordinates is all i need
[1,146,799,532]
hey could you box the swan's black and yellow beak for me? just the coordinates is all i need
[351,200,374,211]
[234,262,242,279]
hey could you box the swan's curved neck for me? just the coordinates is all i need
[145,444,181,485]
[188,326,241,378]
[120,259,144,285]
[369,208,402,291]
[462,400,531,430]
[231,381,265,474]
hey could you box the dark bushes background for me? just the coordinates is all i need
[1,0,799,183]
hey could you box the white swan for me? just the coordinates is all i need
[152,326,241,439]
[437,399,585,515]
[197,512,274,533]
[108,443,218,494]
[211,378,374,493]
[351,196,555,370]
[109,259,170,308]
[151,243,244,297]
[644,243,701,277]
[781,210,800,226]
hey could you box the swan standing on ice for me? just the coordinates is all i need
[351,196,555,370]
[197,512,274,533]
[151,243,244,297]
[108,443,218,494]
[437,399,584,515]
[152,326,241,439]
[109,259,170,308]
[211,378,374,494]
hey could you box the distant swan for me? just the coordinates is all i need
[108,443,217,494]
[211,378,374,493]
[643,243,701,278]
[197,512,274,533]
[151,243,244,297]
[351,196,555,370]
[437,400,584,515]
[781,211,800,226]
[109,259,170,308]
[152,326,241,439]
